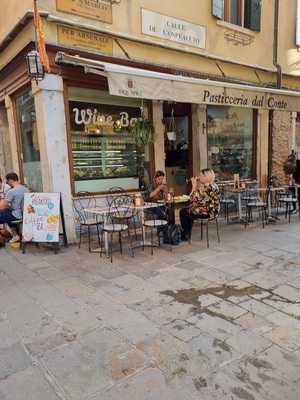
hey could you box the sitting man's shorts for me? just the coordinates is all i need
[0,209,16,225]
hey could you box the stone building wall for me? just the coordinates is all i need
[0,106,13,178]
[271,111,294,185]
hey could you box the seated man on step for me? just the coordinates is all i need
[0,172,28,243]
[146,170,169,221]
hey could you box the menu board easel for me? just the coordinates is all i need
[21,192,68,254]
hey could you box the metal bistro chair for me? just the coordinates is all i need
[277,189,298,224]
[100,195,135,263]
[220,186,237,223]
[241,187,259,207]
[73,194,102,252]
[245,188,268,228]
[106,187,125,207]
[107,188,139,240]
[192,211,221,248]
[143,205,168,255]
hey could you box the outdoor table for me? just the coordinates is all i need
[84,202,160,256]
[227,187,248,223]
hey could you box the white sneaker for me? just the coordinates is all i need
[9,235,20,244]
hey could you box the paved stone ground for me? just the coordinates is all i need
[1,217,300,400]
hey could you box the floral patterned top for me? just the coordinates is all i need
[189,183,220,219]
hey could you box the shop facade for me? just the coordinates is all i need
[2,1,300,241]
[2,47,300,243]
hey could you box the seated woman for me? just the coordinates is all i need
[180,168,220,241]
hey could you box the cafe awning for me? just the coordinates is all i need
[56,51,300,111]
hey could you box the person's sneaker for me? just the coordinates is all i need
[9,235,20,244]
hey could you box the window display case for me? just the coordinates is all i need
[68,94,149,194]
[72,133,138,181]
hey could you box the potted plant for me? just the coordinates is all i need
[130,115,154,146]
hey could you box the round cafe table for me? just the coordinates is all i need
[227,187,248,224]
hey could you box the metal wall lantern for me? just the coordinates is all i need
[26,50,44,81]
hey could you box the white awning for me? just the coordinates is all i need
[56,52,300,111]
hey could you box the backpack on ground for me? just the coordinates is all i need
[163,224,182,245]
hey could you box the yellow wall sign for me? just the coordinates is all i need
[57,25,113,54]
[56,0,112,23]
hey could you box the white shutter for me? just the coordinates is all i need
[212,0,224,20]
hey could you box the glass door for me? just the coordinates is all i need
[15,90,43,192]
[164,103,192,195]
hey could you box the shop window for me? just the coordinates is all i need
[212,0,261,31]
[68,88,151,194]
[15,91,42,191]
[207,106,255,181]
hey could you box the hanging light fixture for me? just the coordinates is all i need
[166,107,177,141]
[26,50,45,81]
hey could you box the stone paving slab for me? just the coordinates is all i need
[195,313,242,340]
[207,300,248,320]
[0,320,19,349]
[273,284,300,302]
[40,327,147,400]
[225,330,272,356]
[0,366,60,400]
[92,368,193,400]
[0,343,31,380]
[262,326,300,351]
[239,299,276,317]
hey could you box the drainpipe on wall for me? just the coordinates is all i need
[274,0,282,88]
[268,0,282,185]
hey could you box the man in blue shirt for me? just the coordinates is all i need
[0,172,28,242]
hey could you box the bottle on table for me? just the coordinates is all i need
[167,187,174,204]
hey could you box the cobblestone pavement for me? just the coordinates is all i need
[1,218,300,400]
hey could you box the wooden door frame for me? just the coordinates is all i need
[63,79,155,196]
[163,102,193,192]
[11,84,32,185]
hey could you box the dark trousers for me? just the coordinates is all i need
[180,208,193,238]
[151,206,167,220]
[179,208,207,238]
[180,208,208,238]
[0,209,15,224]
